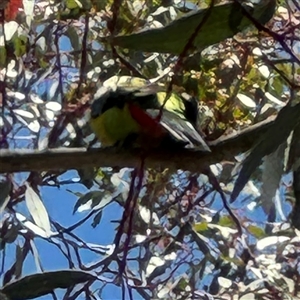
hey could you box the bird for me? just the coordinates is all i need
[89,76,210,152]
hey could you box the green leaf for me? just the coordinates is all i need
[231,101,300,202]
[92,210,103,228]
[0,47,6,67]
[13,35,27,58]
[193,222,208,232]
[247,224,266,238]
[73,190,113,213]
[218,215,235,227]
[67,27,81,52]
[2,270,96,300]
[112,0,276,54]
[25,183,51,236]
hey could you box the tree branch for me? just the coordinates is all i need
[0,116,275,173]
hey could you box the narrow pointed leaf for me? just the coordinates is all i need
[25,183,51,235]
[112,0,276,54]
[2,270,97,300]
[231,101,300,202]
[260,143,285,214]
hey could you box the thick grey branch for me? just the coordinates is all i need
[0,116,275,173]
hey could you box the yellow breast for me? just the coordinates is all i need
[89,104,141,147]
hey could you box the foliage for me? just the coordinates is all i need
[0,0,300,299]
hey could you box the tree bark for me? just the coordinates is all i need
[0,116,275,173]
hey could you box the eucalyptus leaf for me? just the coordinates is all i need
[112,0,275,54]
[25,183,51,235]
[231,101,300,202]
[1,270,96,300]
[259,143,285,215]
